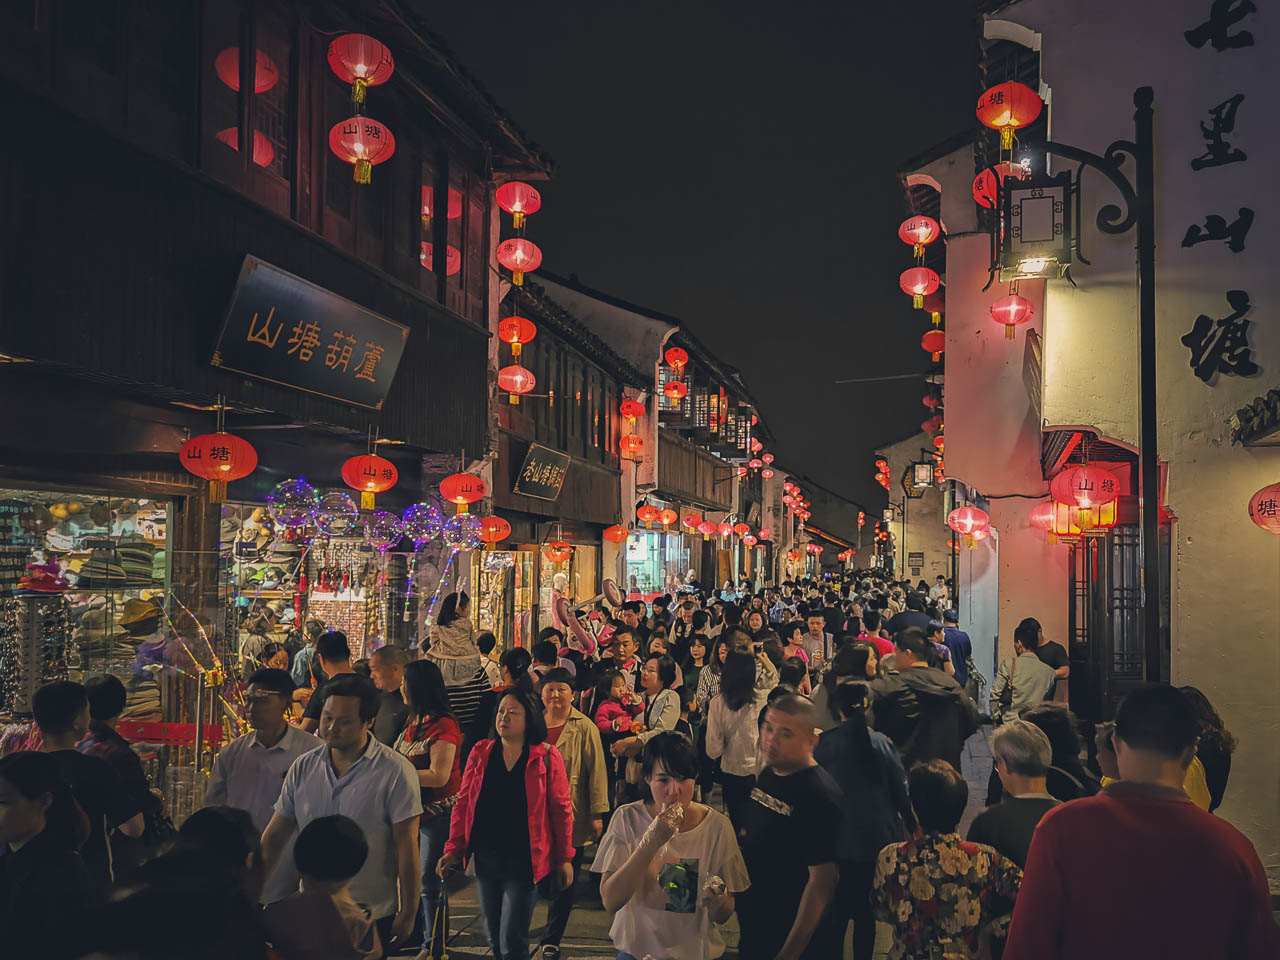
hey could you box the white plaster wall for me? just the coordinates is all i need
[880,431,950,582]
[959,532,1000,714]
[995,0,1280,883]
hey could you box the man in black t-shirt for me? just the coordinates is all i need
[300,630,361,733]
[368,645,410,745]
[736,694,843,960]
[33,681,143,891]
[1020,617,1070,699]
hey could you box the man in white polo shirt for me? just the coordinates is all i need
[205,667,320,904]
[260,674,423,949]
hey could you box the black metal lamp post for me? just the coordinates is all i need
[986,86,1161,680]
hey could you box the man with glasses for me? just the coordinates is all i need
[205,667,320,903]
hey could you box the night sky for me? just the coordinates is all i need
[424,1,976,520]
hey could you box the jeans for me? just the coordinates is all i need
[418,814,451,955]
[540,847,583,948]
[474,852,537,960]
[835,859,877,960]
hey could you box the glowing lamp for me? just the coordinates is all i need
[751,438,763,453]
[900,267,940,309]
[762,468,775,479]
[341,454,398,510]
[762,453,774,464]
[972,161,1028,210]
[327,34,395,104]
[620,434,645,457]
[637,505,662,529]
[1050,465,1121,509]
[659,509,678,529]
[179,432,257,503]
[718,522,734,538]
[1248,483,1280,534]
[545,541,573,563]
[497,364,535,404]
[603,525,629,544]
[733,523,750,536]
[749,458,763,470]
[682,513,703,531]
[990,294,1034,340]
[439,473,487,513]
[495,181,542,228]
[898,215,941,257]
[664,347,689,373]
[737,466,748,478]
[329,116,395,183]
[923,394,940,409]
[214,47,279,93]
[496,238,542,285]
[743,534,758,547]
[664,380,688,402]
[948,505,990,548]
[498,315,538,357]
[922,329,945,362]
[620,398,646,423]
[479,516,512,545]
[976,81,1044,149]
[697,520,717,540]
[758,528,771,540]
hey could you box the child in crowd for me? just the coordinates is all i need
[594,669,644,808]
[263,815,381,960]
[675,685,696,740]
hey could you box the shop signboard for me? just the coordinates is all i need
[908,551,924,576]
[211,256,409,410]
[513,443,571,501]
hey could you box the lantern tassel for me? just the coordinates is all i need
[913,243,924,258]
[457,504,469,514]
[421,214,431,229]
[511,342,523,358]
[209,481,227,504]
[1048,532,1058,545]
[931,312,941,326]
[1000,127,1014,150]
[513,211,525,229]
[361,491,375,510]
[913,294,924,309]
[353,159,372,184]
[509,394,520,405]
[931,351,942,362]
[1005,324,1016,340]
[351,78,368,105]
[512,269,525,286]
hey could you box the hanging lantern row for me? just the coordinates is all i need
[976,80,1043,150]
[875,458,890,491]
[1029,498,1118,543]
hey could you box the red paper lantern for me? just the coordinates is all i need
[762,453,774,464]
[1050,465,1121,509]
[922,288,946,327]
[637,505,662,529]
[923,394,940,409]
[922,415,944,434]
[327,34,395,104]
[620,399,646,423]
[498,316,538,357]
[497,364,536,404]
[620,434,645,457]
[733,523,750,536]
[718,522,733,538]
[749,458,763,470]
[495,181,542,229]
[329,116,395,184]
[497,238,542,286]
[990,294,1034,340]
[900,267,940,308]
[743,534,758,547]
[898,215,941,257]
[972,161,1028,210]
[439,473,487,513]
[933,435,945,453]
[1029,500,1060,544]
[922,329,945,362]
[545,541,574,563]
[659,508,679,529]
[758,528,771,540]
[697,520,717,541]
[976,81,1043,149]
[419,242,461,276]
[421,185,463,227]
[341,454,399,510]
[479,516,512,544]
[664,347,689,373]
[215,128,275,168]
[664,380,688,402]
[737,466,748,478]
[762,468,775,479]
[603,525,629,544]
[858,511,865,528]
[1248,483,1280,534]
[179,432,257,503]
[948,505,989,535]
[214,47,279,93]
[750,438,763,453]
[682,514,703,531]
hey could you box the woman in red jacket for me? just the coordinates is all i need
[438,685,574,960]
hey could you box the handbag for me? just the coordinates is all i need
[995,655,1017,718]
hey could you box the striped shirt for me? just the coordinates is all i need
[445,666,493,728]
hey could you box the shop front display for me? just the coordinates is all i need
[625,529,692,600]
[471,549,536,650]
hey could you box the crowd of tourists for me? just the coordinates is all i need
[1,572,1275,960]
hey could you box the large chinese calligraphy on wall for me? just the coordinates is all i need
[211,256,409,410]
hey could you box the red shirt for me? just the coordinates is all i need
[394,715,462,809]
[860,632,894,658]
[1004,781,1278,960]
[547,723,565,745]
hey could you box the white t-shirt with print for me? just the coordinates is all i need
[591,800,750,960]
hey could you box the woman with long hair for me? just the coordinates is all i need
[0,751,96,954]
[1179,686,1237,812]
[815,681,913,960]
[439,687,574,960]
[394,660,462,960]
[693,635,730,716]
[705,650,764,827]
[460,646,535,762]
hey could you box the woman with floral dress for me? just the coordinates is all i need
[874,760,1021,960]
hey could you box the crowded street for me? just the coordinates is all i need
[1,1,1279,959]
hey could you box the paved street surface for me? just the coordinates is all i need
[405,732,997,959]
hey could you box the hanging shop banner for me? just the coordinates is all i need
[211,256,409,410]
[513,442,571,501]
